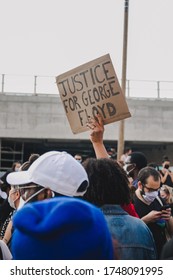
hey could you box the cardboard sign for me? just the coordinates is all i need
[56,54,131,134]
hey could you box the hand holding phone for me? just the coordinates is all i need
[160,204,171,211]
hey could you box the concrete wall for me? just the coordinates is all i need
[0,93,173,142]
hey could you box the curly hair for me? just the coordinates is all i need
[82,158,130,207]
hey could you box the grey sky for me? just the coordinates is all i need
[0,0,173,95]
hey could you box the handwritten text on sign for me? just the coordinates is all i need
[56,54,131,134]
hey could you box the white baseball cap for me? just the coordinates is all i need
[7,151,89,197]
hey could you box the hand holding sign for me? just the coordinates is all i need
[86,115,104,144]
[56,54,131,134]
[86,114,110,159]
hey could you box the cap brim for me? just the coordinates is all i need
[7,171,32,186]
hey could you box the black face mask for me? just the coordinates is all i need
[164,164,170,169]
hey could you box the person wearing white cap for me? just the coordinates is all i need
[5,151,89,259]
[7,151,89,208]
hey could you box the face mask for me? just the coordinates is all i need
[18,188,44,209]
[18,196,25,210]
[142,191,158,204]
[15,168,20,172]
[164,164,170,169]
[76,159,82,163]
[161,196,167,203]
[123,164,135,176]
[51,191,55,197]
[8,193,17,209]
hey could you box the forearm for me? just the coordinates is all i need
[141,215,150,224]
[92,142,109,159]
[141,210,162,224]
[161,174,168,183]
[3,221,12,244]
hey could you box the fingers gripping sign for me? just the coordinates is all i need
[86,114,104,144]
[86,114,109,159]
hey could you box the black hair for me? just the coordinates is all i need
[162,155,170,163]
[147,162,160,171]
[82,158,130,207]
[130,152,147,171]
[124,147,132,154]
[11,161,21,171]
[28,154,40,164]
[21,154,40,171]
[137,166,161,185]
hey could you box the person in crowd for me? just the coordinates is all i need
[7,151,89,204]
[0,185,20,245]
[86,114,147,192]
[159,185,173,204]
[5,151,89,249]
[82,157,156,259]
[86,114,139,218]
[28,153,40,165]
[11,161,21,172]
[11,197,114,260]
[159,185,173,216]
[0,153,40,245]
[159,156,173,188]
[123,151,148,202]
[0,240,12,260]
[147,162,160,172]
[74,153,83,163]
[0,171,14,232]
[123,151,148,189]
[120,147,132,165]
[107,147,117,160]
[133,166,173,258]
[5,151,89,258]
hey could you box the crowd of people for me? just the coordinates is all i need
[0,114,173,260]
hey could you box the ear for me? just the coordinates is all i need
[16,190,20,200]
[44,188,52,199]
[137,181,143,190]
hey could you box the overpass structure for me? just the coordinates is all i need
[0,74,173,171]
[0,91,173,171]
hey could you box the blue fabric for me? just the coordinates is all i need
[101,205,157,260]
[11,197,114,260]
[132,179,138,189]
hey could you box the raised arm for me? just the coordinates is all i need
[86,114,109,159]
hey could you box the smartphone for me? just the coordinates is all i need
[160,204,171,210]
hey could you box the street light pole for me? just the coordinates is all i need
[117,0,129,160]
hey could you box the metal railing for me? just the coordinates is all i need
[126,79,173,99]
[0,74,58,95]
[0,74,173,99]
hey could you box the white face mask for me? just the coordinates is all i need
[142,191,158,204]
[18,196,25,210]
[8,194,17,209]
[18,187,45,209]
[123,164,135,176]
[15,168,20,172]
[75,159,82,163]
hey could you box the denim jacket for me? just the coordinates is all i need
[101,205,157,260]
